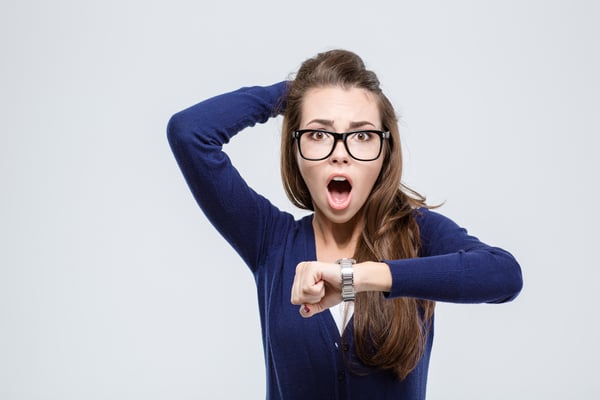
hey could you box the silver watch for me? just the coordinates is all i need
[337,258,356,302]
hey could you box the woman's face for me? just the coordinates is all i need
[297,86,384,225]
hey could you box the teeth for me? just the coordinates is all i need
[332,177,347,181]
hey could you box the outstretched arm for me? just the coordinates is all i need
[291,209,523,317]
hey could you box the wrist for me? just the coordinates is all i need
[354,261,392,293]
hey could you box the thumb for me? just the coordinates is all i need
[298,302,324,318]
[298,289,342,318]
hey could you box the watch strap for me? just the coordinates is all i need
[337,258,356,302]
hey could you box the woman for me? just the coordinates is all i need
[167,49,522,399]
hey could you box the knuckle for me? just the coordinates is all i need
[291,293,299,304]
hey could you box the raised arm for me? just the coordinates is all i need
[167,82,291,271]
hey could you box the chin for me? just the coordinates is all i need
[324,208,362,226]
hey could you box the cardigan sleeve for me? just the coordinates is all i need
[385,208,523,304]
[166,82,291,271]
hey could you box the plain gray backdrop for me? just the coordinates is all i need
[1,0,598,398]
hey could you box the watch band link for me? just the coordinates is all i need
[337,258,356,302]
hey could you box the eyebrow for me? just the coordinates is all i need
[305,119,377,130]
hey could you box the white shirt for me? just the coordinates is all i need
[329,301,354,334]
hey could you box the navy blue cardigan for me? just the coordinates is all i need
[167,82,523,399]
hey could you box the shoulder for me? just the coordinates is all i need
[413,207,462,234]
[413,207,482,256]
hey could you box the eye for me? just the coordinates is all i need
[309,130,329,141]
[352,131,372,142]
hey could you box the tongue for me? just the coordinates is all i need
[328,181,352,208]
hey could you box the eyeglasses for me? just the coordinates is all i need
[292,129,390,161]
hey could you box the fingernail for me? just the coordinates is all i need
[303,305,310,314]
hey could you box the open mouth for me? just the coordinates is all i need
[327,176,352,209]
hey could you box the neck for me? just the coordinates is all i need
[312,210,364,261]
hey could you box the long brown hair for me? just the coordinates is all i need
[280,49,435,380]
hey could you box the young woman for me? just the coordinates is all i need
[167,49,523,399]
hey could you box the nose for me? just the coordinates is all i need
[329,139,350,163]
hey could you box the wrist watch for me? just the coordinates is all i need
[337,258,356,302]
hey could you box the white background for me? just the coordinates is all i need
[1,0,598,398]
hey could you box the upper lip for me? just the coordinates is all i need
[326,173,353,188]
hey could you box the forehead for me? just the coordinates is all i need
[300,86,381,129]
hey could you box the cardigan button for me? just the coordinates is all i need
[337,371,346,382]
[342,344,350,352]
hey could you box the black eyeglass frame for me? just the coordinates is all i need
[292,129,390,161]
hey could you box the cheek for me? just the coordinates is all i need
[296,155,308,182]
[296,158,318,193]
[367,161,384,185]
[361,163,385,198]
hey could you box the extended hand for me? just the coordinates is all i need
[290,261,392,318]
[290,261,341,318]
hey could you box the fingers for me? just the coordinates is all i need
[299,303,317,318]
[291,262,323,305]
[298,286,344,318]
[299,301,328,318]
[292,261,343,318]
